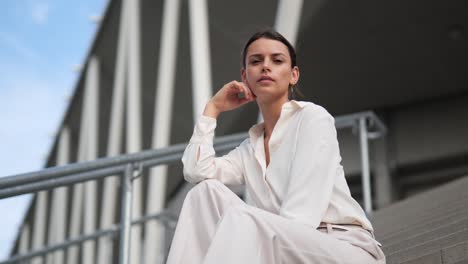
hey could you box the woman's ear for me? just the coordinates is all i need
[290,66,300,86]
[241,68,247,84]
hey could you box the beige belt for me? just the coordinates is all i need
[317,222,375,239]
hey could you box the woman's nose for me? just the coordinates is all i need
[261,59,271,71]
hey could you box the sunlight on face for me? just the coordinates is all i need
[242,38,299,104]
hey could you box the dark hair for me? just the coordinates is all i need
[241,29,297,69]
[241,29,303,100]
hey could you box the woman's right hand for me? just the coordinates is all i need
[203,81,256,118]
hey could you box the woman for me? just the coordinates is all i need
[166,29,386,264]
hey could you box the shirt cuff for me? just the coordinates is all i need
[190,115,217,144]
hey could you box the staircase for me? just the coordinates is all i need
[372,175,468,263]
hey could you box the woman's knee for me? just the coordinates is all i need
[184,179,228,203]
[196,179,225,189]
[190,179,224,194]
[217,205,268,238]
[222,205,255,222]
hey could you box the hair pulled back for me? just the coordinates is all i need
[241,29,302,100]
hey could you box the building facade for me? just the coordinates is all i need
[6,0,468,263]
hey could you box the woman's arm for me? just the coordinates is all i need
[182,81,255,185]
[202,80,256,119]
[279,108,340,227]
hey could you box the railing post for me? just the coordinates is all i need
[119,164,134,264]
[358,116,373,215]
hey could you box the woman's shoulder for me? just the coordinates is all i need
[294,101,334,121]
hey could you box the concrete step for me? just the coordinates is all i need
[375,176,468,213]
[385,228,468,263]
[400,251,442,264]
[371,176,468,263]
[374,196,468,241]
[372,176,468,238]
[398,241,468,264]
[373,179,468,232]
[374,195,468,232]
[379,206,468,244]
[375,197,468,241]
[384,218,468,255]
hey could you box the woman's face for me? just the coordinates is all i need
[241,38,299,104]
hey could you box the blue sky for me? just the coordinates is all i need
[0,0,107,259]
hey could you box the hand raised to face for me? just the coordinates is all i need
[203,81,256,118]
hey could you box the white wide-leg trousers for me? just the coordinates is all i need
[166,180,385,264]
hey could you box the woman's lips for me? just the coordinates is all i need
[258,76,274,82]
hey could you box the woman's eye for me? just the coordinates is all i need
[274,59,283,64]
[250,60,260,64]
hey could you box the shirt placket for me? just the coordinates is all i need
[257,108,294,212]
[251,133,278,212]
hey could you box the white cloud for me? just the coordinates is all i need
[31,2,50,25]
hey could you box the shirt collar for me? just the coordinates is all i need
[248,100,305,143]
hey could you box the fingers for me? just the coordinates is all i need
[231,81,255,102]
[211,81,255,113]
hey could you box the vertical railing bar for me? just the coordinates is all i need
[119,164,133,264]
[359,117,373,215]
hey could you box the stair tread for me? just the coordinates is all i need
[385,229,468,263]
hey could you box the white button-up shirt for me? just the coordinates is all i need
[182,100,373,232]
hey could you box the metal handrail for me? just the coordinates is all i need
[0,110,386,264]
[1,211,178,264]
[0,141,244,199]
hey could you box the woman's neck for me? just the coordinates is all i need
[259,98,290,138]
